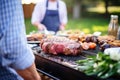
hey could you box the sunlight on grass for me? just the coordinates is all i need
[87,6,120,13]
[82,28,90,34]
[80,26,108,34]
[108,7,120,13]
[92,25,108,35]
[87,7,105,13]
[92,25,108,32]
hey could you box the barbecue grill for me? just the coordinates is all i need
[30,44,120,80]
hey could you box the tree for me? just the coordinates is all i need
[73,0,82,19]
[64,0,82,19]
[64,0,97,19]
[102,0,120,16]
[104,0,109,16]
[64,0,120,18]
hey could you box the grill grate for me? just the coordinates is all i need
[32,45,120,80]
[32,46,98,66]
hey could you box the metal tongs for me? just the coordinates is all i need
[39,28,55,35]
[44,28,49,34]
[38,28,49,34]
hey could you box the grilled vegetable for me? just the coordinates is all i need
[76,52,120,79]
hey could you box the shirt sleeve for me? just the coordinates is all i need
[31,2,46,24]
[59,1,68,25]
[0,0,34,70]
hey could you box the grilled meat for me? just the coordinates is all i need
[40,37,82,55]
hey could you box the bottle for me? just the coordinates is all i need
[108,15,119,39]
[117,27,120,40]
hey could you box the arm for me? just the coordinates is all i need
[59,1,68,30]
[16,63,40,80]
[32,22,46,31]
[31,2,46,31]
[59,23,66,30]
[0,0,41,80]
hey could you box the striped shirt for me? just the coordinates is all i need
[0,0,35,80]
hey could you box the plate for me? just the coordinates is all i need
[56,33,68,37]
[27,41,40,44]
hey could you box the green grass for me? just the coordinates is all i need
[25,18,37,34]
[25,17,109,35]
[66,18,109,35]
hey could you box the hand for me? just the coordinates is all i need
[16,63,41,80]
[38,24,46,31]
[59,24,65,31]
[32,22,47,31]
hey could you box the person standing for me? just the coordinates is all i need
[31,0,68,32]
[0,0,41,80]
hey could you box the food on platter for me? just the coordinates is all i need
[56,30,84,37]
[81,42,89,50]
[98,35,115,42]
[40,36,83,55]
[85,36,98,43]
[68,34,81,41]
[68,33,85,42]
[57,30,99,43]
[89,42,97,49]
[108,40,120,47]
[68,33,99,43]
[81,42,97,50]
[28,30,118,53]
[40,36,98,55]
[27,33,44,41]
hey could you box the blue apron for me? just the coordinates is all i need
[41,0,60,32]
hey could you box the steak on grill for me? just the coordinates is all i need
[40,37,82,55]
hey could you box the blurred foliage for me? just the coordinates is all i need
[63,0,74,7]
[25,0,120,35]
[63,0,120,15]
[103,0,120,6]
[63,0,120,6]
[63,0,97,7]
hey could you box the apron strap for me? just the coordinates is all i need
[46,0,59,9]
